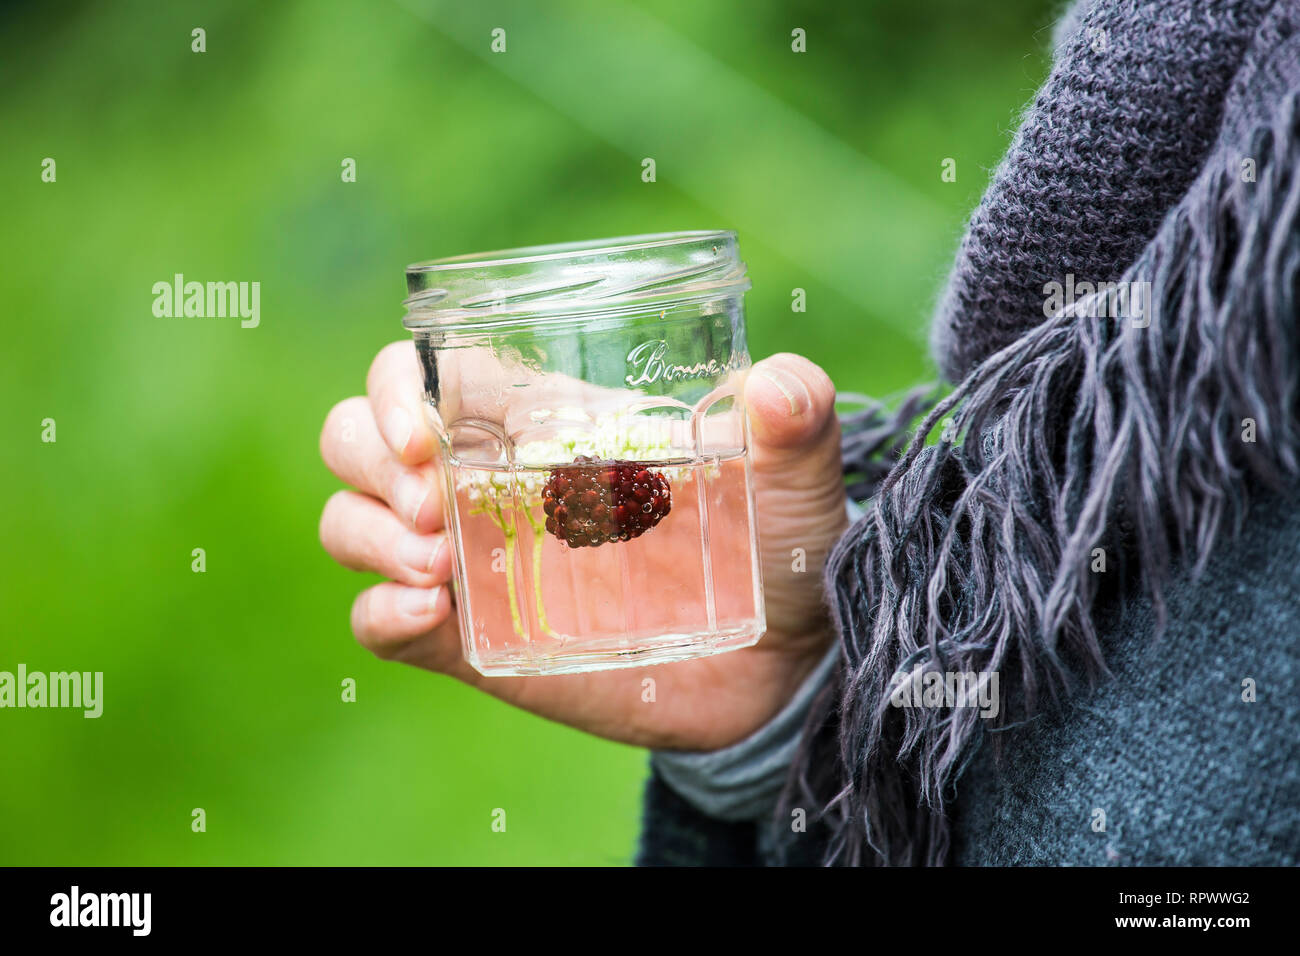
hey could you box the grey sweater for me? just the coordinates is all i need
[638,486,1299,865]
[951,487,1299,866]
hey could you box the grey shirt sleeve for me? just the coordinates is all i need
[649,640,839,822]
[648,497,861,822]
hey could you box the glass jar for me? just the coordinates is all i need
[402,231,764,676]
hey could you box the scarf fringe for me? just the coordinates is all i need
[789,91,1300,866]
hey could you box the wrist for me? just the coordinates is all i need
[650,639,839,822]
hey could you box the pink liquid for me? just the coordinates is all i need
[444,453,763,675]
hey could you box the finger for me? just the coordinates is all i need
[745,353,840,458]
[367,341,438,466]
[320,490,453,587]
[350,581,454,660]
[320,396,443,532]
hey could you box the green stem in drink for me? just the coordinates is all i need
[522,508,555,637]
[478,488,527,641]
[501,527,525,639]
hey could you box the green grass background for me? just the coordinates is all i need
[0,0,1055,864]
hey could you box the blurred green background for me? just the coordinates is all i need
[1,0,1055,864]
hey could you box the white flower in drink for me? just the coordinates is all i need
[456,409,686,511]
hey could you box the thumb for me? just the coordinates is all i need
[745,353,840,463]
[743,353,846,642]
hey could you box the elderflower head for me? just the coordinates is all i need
[455,408,687,512]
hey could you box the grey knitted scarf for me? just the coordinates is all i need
[789,0,1300,866]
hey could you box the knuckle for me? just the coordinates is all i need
[359,524,393,577]
[319,490,353,547]
[350,589,406,661]
[350,590,376,645]
[321,396,365,460]
[367,341,412,394]
[362,450,401,505]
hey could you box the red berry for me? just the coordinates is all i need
[539,456,672,548]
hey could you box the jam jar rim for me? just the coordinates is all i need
[402,230,750,329]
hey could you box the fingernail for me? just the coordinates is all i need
[384,406,414,456]
[397,533,442,573]
[393,473,432,526]
[754,367,810,416]
[398,586,441,617]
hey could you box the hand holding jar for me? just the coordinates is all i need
[318,234,848,750]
